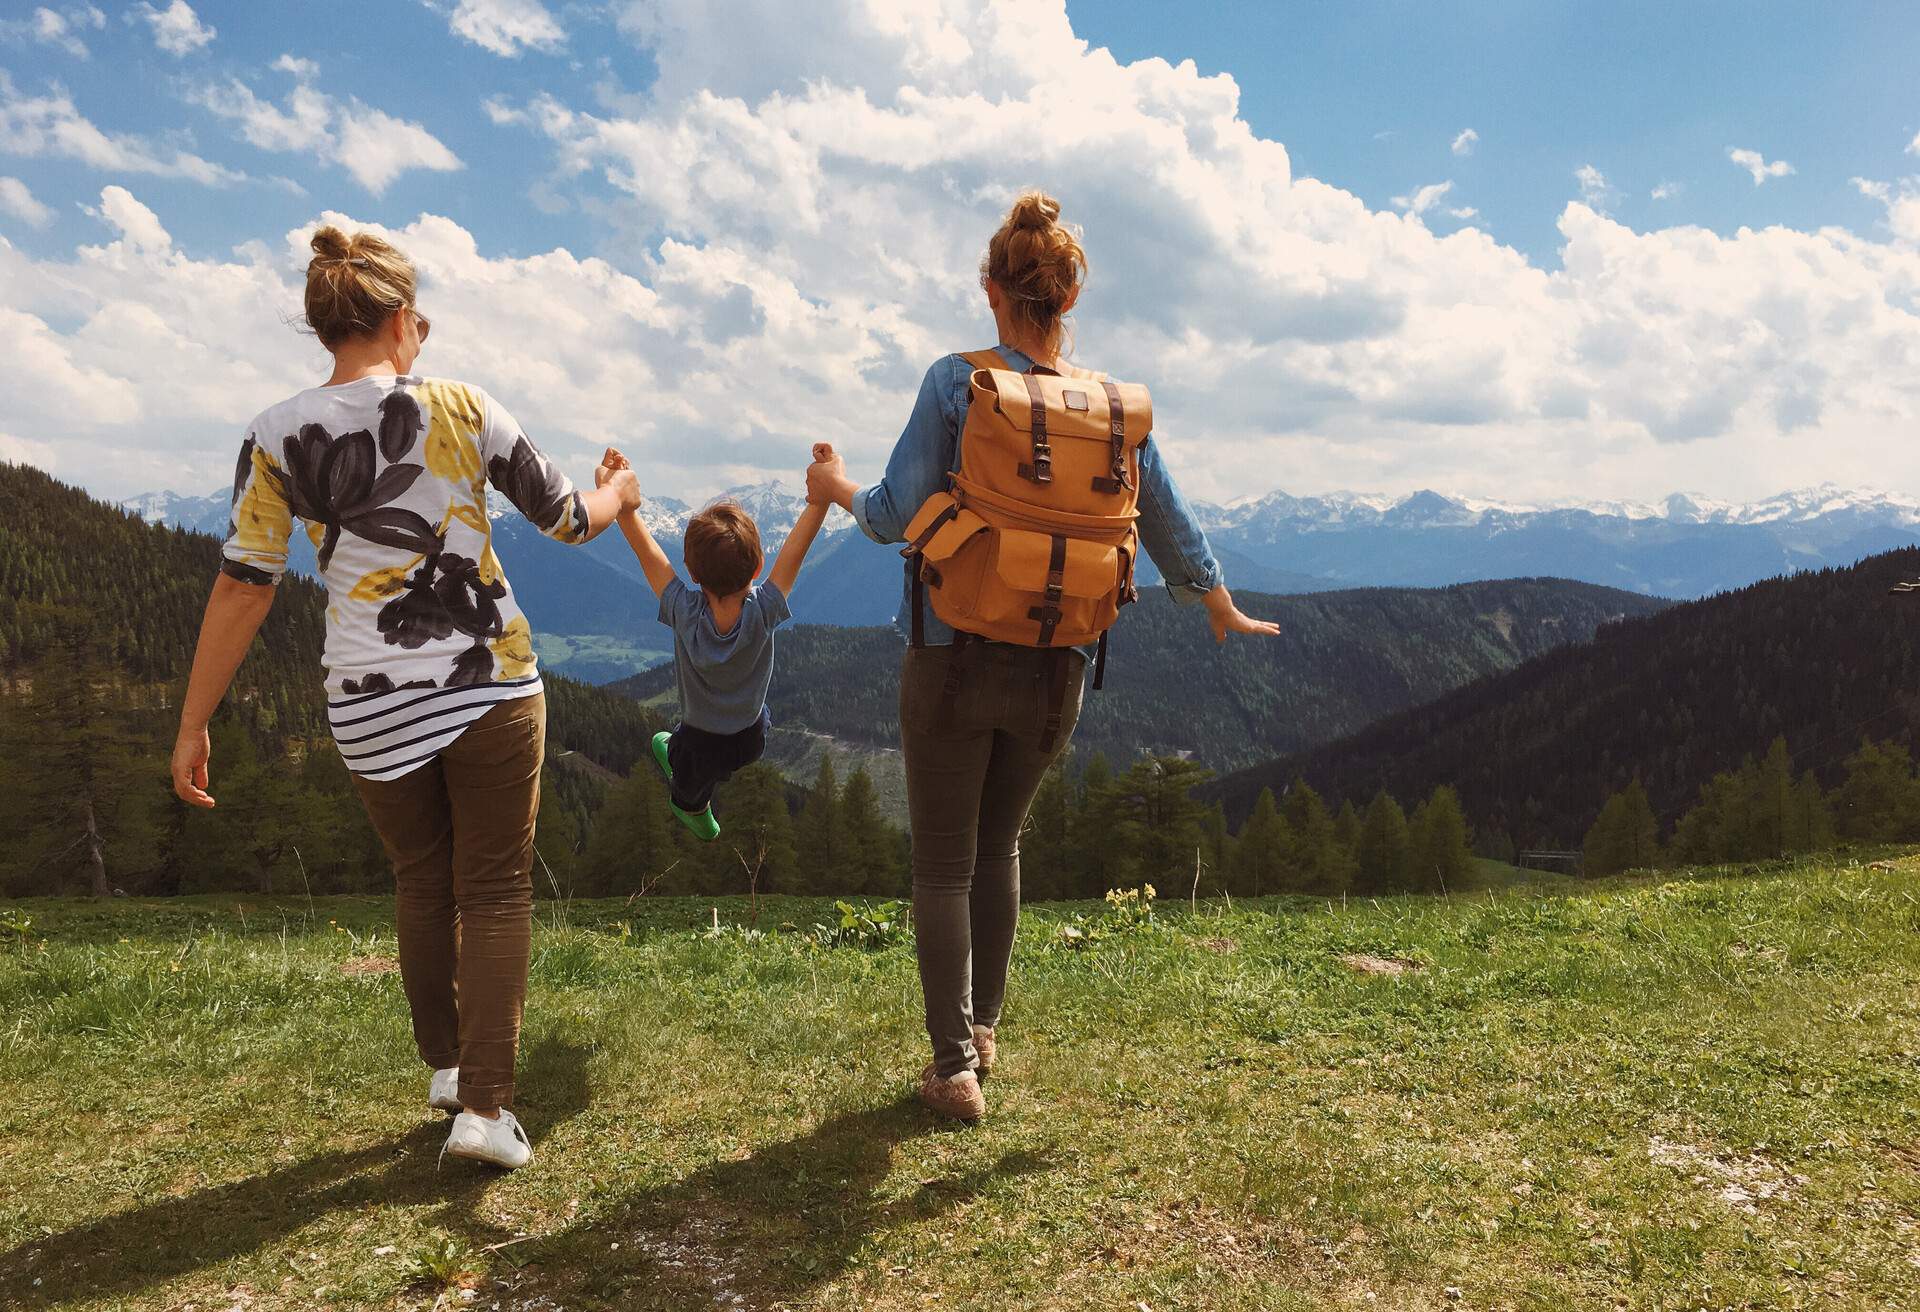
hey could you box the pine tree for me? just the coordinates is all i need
[1751,737,1794,858]
[1022,757,1074,901]
[1070,752,1130,896]
[1333,799,1362,865]
[1354,791,1412,894]
[1229,786,1290,897]
[1835,739,1920,842]
[532,769,582,897]
[1582,778,1659,876]
[580,770,682,895]
[1201,801,1232,896]
[795,755,843,887]
[837,764,901,894]
[1407,785,1473,892]
[1281,777,1349,895]
[1111,756,1214,887]
[713,764,799,897]
[1785,770,1835,852]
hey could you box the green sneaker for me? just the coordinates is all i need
[650,732,721,841]
[672,802,721,842]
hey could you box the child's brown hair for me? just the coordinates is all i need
[683,502,762,596]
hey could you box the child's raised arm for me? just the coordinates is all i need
[599,447,679,599]
[766,443,837,597]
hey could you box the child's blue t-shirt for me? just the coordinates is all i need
[659,577,791,734]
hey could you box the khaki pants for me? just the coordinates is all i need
[900,643,1084,1078]
[351,693,545,1109]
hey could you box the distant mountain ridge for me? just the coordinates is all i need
[120,479,1920,667]
[1206,546,1920,849]
[610,578,1670,776]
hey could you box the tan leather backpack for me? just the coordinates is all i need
[900,349,1150,747]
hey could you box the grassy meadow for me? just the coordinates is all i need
[3,855,1918,1311]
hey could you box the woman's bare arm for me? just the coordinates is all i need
[172,573,278,807]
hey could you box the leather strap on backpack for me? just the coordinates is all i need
[961,348,1012,372]
[1092,380,1132,493]
[1017,374,1054,484]
[907,554,926,648]
[1092,629,1109,691]
[1027,534,1067,646]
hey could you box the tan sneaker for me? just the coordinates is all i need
[971,1024,997,1076]
[918,1065,986,1122]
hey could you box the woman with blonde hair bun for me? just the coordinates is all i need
[170,225,640,1169]
[808,191,1279,1120]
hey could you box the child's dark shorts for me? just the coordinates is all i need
[667,707,770,811]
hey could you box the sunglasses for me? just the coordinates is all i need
[411,307,431,343]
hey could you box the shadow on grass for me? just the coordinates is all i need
[512,1096,1058,1310]
[1,1035,593,1308]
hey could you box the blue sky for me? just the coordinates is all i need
[1097,0,1920,259]
[11,2,1919,267]
[3,1,1920,506]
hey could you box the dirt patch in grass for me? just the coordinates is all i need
[1339,953,1424,977]
[1196,937,1238,954]
[1646,1135,1806,1214]
[338,956,399,977]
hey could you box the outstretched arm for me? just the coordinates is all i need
[172,574,278,807]
[599,448,678,598]
[769,443,836,596]
[1202,586,1281,643]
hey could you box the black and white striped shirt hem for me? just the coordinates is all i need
[327,676,541,781]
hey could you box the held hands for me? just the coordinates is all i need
[804,443,840,505]
[597,447,643,514]
[805,442,854,510]
[1203,586,1282,644]
[172,726,215,808]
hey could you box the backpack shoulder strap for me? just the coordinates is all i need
[960,348,1012,372]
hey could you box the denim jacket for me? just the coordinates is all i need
[850,345,1225,646]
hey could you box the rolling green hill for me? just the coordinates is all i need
[611,579,1671,773]
[1209,546,1920,847]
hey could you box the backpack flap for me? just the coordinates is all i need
[967,369,1151,509]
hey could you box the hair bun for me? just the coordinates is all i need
[309,225,352,263]
[1008,192,1060,232]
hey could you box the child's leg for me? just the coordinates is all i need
[667,713,767,812]
[665,726,722,812]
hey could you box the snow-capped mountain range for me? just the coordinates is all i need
[128,480,1920,540]
[122,478,1920,659]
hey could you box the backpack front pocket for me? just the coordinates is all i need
[977,527,1121,646]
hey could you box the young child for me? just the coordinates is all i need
[597,444,833,839]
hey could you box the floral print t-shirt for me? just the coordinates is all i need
[222,373,588,779]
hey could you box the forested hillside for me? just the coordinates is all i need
[611,580,1670,771]
[0,464,667,897]
[1211,547,1920,848]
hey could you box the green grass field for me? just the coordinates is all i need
[4,855,1918,1310]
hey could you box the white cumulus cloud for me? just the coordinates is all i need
[191,61,462,194]
[0,175,53,227]
[1728,147,1793,185]
[1575,163,1616,211]
[2,6,105,59]
[7,1,1920,511]
[135,1,215,56]
[1650,181,1680,201]
[0,71,243,185]
[434,0,564,56]
[1451,128,1477,156]
[1393,180,1455,219]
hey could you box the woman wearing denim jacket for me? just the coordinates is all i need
[808,192,1279,1120]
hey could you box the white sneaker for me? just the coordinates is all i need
[442,1109,533,1170]
[429,1068,462,1114]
